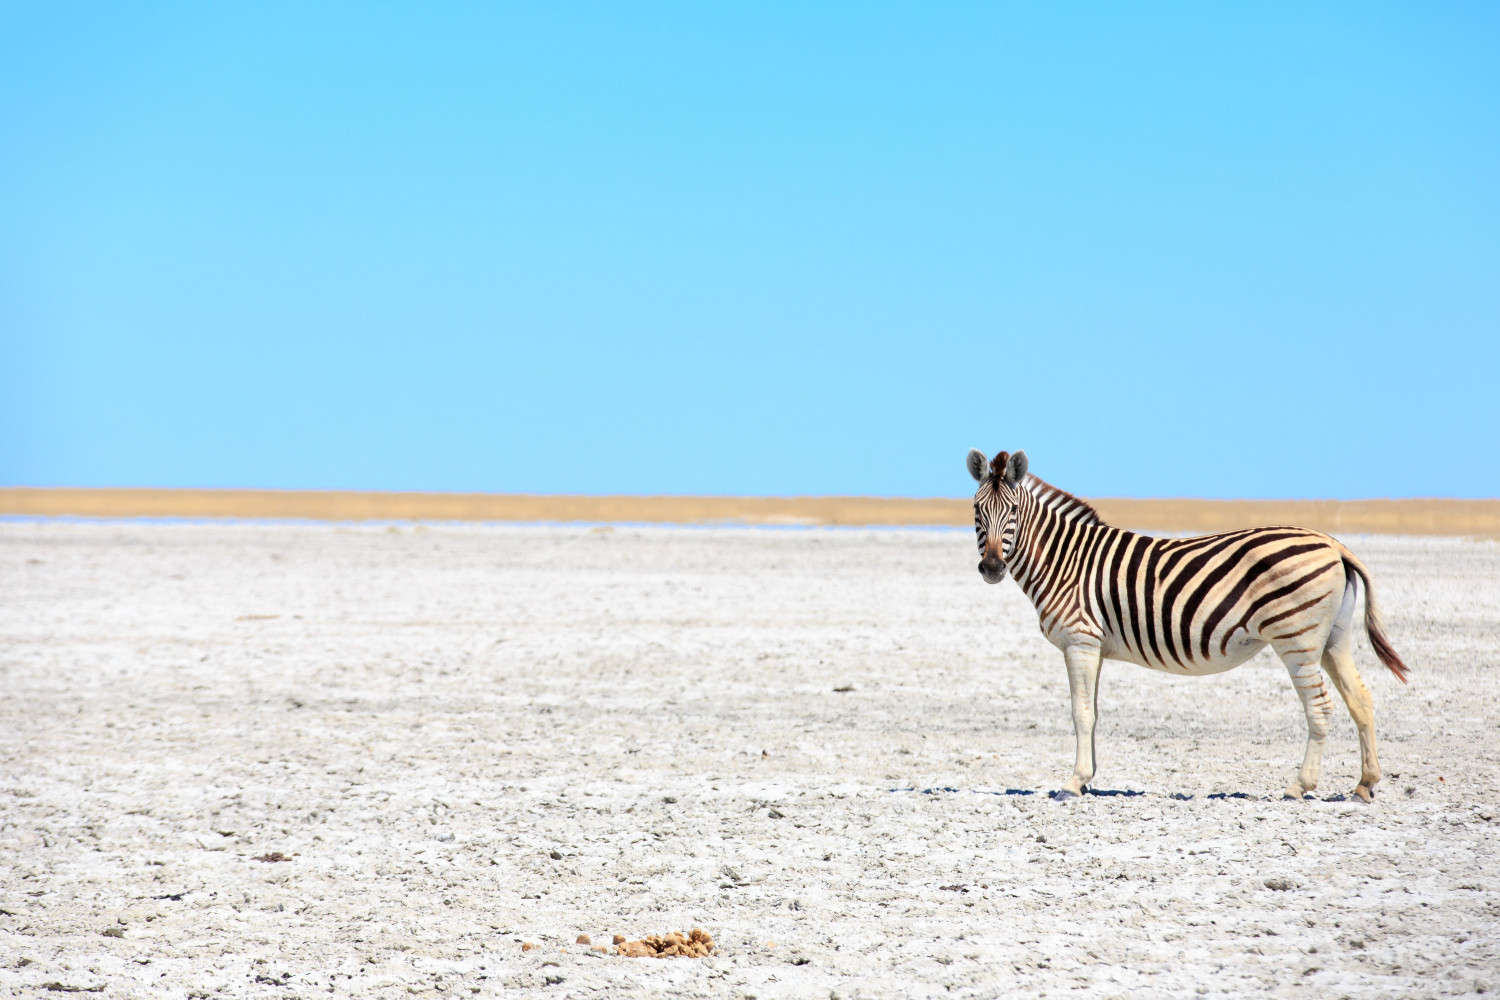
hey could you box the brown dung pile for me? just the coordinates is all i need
[613,929,714,958]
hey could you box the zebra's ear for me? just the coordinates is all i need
[1003,450,1028,486]
[966,449,988,482]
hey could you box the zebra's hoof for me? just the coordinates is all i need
[1052,789,1079,801]
[1353,785,1375,803]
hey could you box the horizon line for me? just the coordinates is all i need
[3,487,1498,536]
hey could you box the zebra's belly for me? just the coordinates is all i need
[1102,632,1267,675]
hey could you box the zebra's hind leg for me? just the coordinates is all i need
[1276,648,1336,799]
[1321,583,1381,802]
[1322,647,1379,802]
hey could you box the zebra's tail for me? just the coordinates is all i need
[1335,542,1410,684]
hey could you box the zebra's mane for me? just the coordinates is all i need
[1021,474,1107,527]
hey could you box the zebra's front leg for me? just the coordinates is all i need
[1058,643,1103,798]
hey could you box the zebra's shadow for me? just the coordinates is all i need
[885,786,1354,802]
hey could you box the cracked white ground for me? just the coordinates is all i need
[1,521,1497,998]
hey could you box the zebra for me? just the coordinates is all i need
[967,447,1408,802]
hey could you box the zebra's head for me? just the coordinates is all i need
[966,447,1028,584]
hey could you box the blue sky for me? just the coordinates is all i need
[2,4,1496,498]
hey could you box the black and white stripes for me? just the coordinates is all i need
[968,447,1407,801]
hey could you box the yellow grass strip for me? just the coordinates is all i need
[1,488,1497,536]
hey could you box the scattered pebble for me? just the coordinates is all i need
[615,929,714,958]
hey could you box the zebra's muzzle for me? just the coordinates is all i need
[978,555,1007,584]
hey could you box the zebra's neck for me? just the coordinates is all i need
[1008,478,1109,623]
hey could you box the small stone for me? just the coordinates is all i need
[576,934,590,945]
[1264,878,1297,891]
[613,935,626,945]
[549,850,562,860]
[521,942,536,952]
[613,929,714,958]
